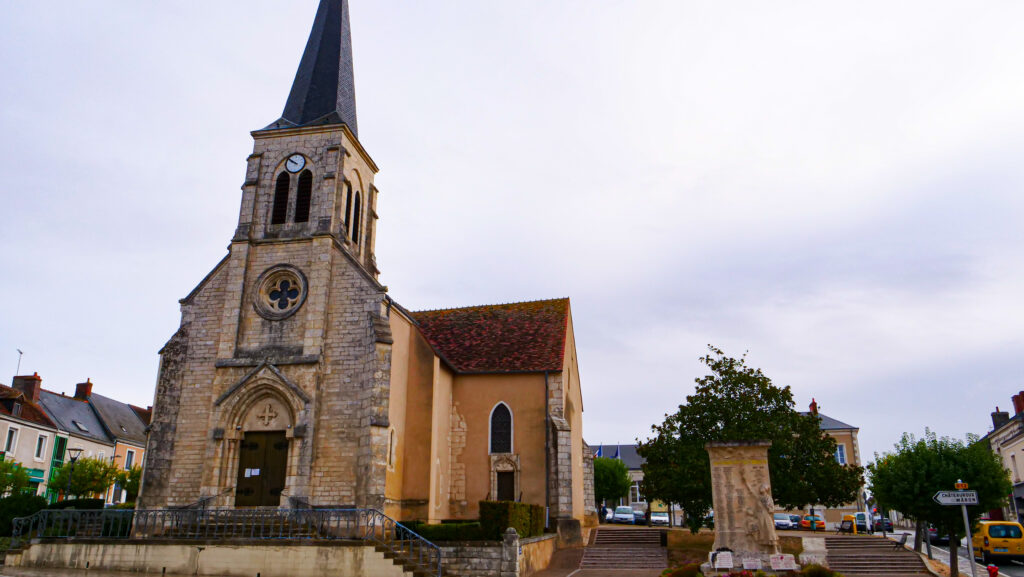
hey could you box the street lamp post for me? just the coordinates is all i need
[64,447,83,500]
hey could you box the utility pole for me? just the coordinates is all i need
[15,349,23,377]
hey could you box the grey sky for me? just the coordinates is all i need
[3,1,1024,467]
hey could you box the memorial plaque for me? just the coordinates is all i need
[712,551,734,569]
[770,554,797,570]
[743,558,763,570]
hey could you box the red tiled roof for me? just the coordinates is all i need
[0,385,56,429]
[130,404,152,425]
[410,298,570,374]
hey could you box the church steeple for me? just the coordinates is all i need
[268,0,359,136]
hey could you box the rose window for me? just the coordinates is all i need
[253,265,307,320]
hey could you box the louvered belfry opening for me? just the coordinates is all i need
[352,192,362,243]
[491,404,512,453]
[294,170,313,223]
[271,172,290,225]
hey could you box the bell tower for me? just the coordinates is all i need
[233,0,380,277]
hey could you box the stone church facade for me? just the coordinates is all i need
[138,0,595,529]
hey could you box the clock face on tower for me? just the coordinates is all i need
[285,154,306,173]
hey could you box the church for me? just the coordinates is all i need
[137,0,595,530]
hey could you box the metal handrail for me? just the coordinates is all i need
[11,508,442,577]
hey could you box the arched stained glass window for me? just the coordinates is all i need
[271,172,290,225]
[294,170,312,223]
[490,403,512,454]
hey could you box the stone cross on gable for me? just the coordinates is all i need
[257,403,278,427]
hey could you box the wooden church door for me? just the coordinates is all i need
[235,431,288,507]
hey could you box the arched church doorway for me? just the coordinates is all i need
[235,430,288,507]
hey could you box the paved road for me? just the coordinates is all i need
[891,529,1024,577]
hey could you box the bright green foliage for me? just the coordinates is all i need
[0,460,30,496]
[638,346,864,533]
[115,466,142,502]
[868,429,1011,577]
[49,458,119,499]
[594,457,632,505]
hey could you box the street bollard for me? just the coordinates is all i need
[987,564,999,577]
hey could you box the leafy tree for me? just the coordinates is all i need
[638,346,863,532]
[594,457,631,509]
[868,430,1011,576]
[0,459,30,496]
[115,466,142,502]
[49,458,119,499]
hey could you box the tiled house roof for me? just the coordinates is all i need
[410,298,570,374]
[0,385,56,429]
[38,390,113,445]
[801,412,857,430]
[90,393,148,446]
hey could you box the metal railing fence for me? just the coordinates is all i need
[11,508,441,576]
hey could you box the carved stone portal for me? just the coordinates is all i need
[706,441,779,555]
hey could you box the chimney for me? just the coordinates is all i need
[809,398,818,415]
[992,406,1011,429]
[75,379,93,400]
[11,373,42,403]
[1015,393,1024,416]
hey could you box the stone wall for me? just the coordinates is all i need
[6,541,410,577]
[439,529,557,577]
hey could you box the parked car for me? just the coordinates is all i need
[873,517,893,532]
[773,513,793,530]
[800,515,825,530]
[789,514,802,528]
[928,525,949,544]
[973,521,1024,565]
[633,510,647,524]
[651,512,670,526]
[613,506,635,524]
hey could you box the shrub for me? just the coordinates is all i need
[0,494,48,536]
[46,498,105,510]
[800,564,842,577]
[111,502,135,510]
[408,521,486,542]
[662,562,703,577]
[479,500,541,540]
[529,503,545,535]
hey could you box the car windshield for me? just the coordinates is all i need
[615,507,632,514]
[774,514,789,520]
[806,516,822,521]
[652,512,668,517]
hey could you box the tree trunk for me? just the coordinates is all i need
[913,519,924,552]
[948,533,959,577]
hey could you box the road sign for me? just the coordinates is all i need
[956,482,969,490]
[934,490,979,505]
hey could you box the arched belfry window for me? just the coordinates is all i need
[490,403,512,454]
[343,182,353,231]
[271,172,290,225]
[352,192,362,244]
[294,170,312,223]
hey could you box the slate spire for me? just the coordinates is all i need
[270,0,358,136]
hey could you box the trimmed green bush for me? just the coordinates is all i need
[408,521,486,542]
[479,500,544,540]
[800,564,842,577]
[0,494,48,536]
[662,562,702,577]
[46,498,105,510]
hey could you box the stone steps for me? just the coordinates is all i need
[824,536,929,576]
[582,529,667,569]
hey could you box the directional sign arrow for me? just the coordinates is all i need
[933,490,979,506]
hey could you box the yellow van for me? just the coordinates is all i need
[973,521,1024,565]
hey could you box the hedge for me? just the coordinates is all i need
[0,494,48,536]
[46,498,105,510]
[479,501,545,540]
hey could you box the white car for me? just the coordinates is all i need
[651,512,670,526]
[773,513,793,530]
[613,506,635,524]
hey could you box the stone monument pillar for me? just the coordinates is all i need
[706,441,779,558]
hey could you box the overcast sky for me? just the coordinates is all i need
[3,1,1024,468]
